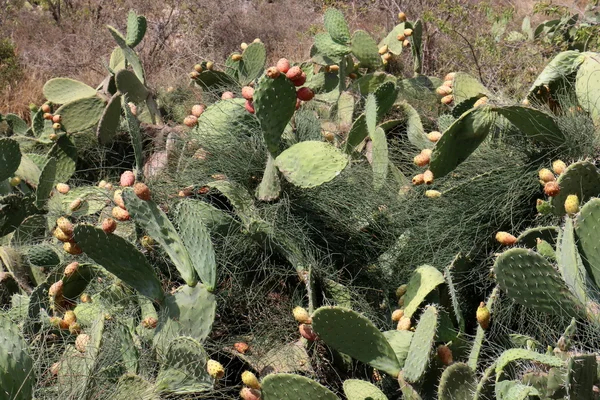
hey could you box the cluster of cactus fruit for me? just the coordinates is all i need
[5,5,600,400]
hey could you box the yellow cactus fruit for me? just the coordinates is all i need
[437,345,453,365]
[397,316,411,330]
[56,216,74,235]
[50,362,60,376]
[64,310,77,325]
[194,64,203,73]
[68,322,82,335]
[241,42,248,50]
[391,309,404,322]
[9,176,20,186]
[56,183,70,194]
[476,302,491,330]
[443,80,454,88]
[396,284,407,298]
[141,317,158,329]
[98,180,107,188]
[473,96,489,108]
[292,306,312,324]
[565,194,580,215]
[538,168,555,183]
[543,181,560,197]
[412,173,425,186]
[207,359,225,379]
[398,12,407,22]
[423,170,434,185]
[441,95,454,105]
[80,293,92,303]
[113,190,126,209]
[398,296,405,307]
[436,86,452,96]
[378,44,389,55]
[112,206,130,221]
[403,28,413,37]
[382,52,392,61]
[206,61,214,70]
[425,190,442,198]
[495,231,517,246]
[75,334,90,353]
[64,261,79,277]
[427,131,442,142]
[232,53,243,61]
[413,154,428,167]
[49,280,64,297]
[397,33,406,41]
[552,160,567,175]
[521,99,530,106]
[403,39,411,47]
[444,72,456,81]
[242,371,261,389]
[329,65,340,72]
[69,198,82,212]
[63,241,83,255]
[253,38,261,43]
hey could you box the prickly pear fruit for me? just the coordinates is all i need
[9,176,20,186]
[133,182,151,201]
[98,180,107,188]
[391,309,404,321]
[245,100,255,114]
[474,96,489,108]
[538,168,555,183]
[443,80,454,88]
[552,160,567,175]
[43,112,53,120]
[253,38,261,43]
[396,284,407,298]
[437,345,453,365]
[57,217,74,236]
[120,171,135,187]
[64,310,77,325]
[69,198,82,211]
[404,28,413,37]
[242,371,261,389]
[221,92,235,100]
[285,66,302,80]
[266,67,280,79]
[476,302,490,330]
[75,334,90,353]
[54,227,72,242]
[56,183,70,194]
[50,362,60,376]
[69,322,82,334]
[105,182,113,190]
[241,42,248,50]
[441,95,454,105]
[52,114,62,123]
[425,190,442,198]
[436,86,452,96]
[49,280,64,297]
[293,306,312,324]
[63,241,83,255]
[234,342,249,354]
[565,194,580,215]
[276,58,291,73]
[190,71,200,79]
[113,190,126,209]
[80,293,92,303]
[101,218,117,234]
[184,115,198,127]
[328,65,339,72]
[112,206,130,221]
[42,104,51,113]
[397,316,411,330]
[398,296,405,307]
[296,87,314,101]
[382,52,392,61]
[495,231,517,246]
[241,86,255,100]
[543,181,560,196]
[59,319,70,330]
[412,173,425,185]
[444,72,456,81]
[378,44,389,55]
[299,323,318,341]
[427,131,442,142]
[206,61,214,70]
[194,64,203,73]
[403,39,411,47]
[191,104,205,117]
[423,170,434,184]
[536,199,552,214]
[398,12,407,21]
[141,316,158,329]
[240,388,261,400]
[207,359,225,379]
[397,33,406,41]
[232,53,243,61]
[414,154,428,167]
[64,262,79,277]
[291,72,307,87]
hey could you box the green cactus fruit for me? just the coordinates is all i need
[556,217,587,303]
[27,244,60,268]
[0,138,22,182]
[238,42,266,85]
[312,306,401,376]
[35,156,57,208]
[576,53,600,125]
[516,226,558,248]
[97,93,123,144]
[54,96,106,133]
[403,305,438,383]
[113,374,159,400]
[275,141,349,188]
[550,161,600,216]
[324,7,351,44]
[495,348,563,381]
[122,188,198,287]
[343,379,388,400]
[536,238,556,260]
[382,330,413,368]
[438,362,476,400]
[402,265,445,318]
[351,30,382,69]
[575,198,600,289]
[73,224,164,302]
[262,373,339,400]
[451,72,490,104]
[0,315,35,400]
[370,126,388,189]
[43,78,97,104]
[493,106,564,146]
[254,74,297,155]
[47,134,77,183]
[566,354,596,399]
[107,25,145,83]
[528,50,583,101]
[155,336,213,394]
[125,10,147,48]
[429,107,496,178]
[257,153,281,201]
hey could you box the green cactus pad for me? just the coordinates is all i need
[122,188,198,287]
[351,30,382,69]
[312,306,401,376]
[0,315,35,400]
[205,180,258,225]
[31,109,45,137]
[575,198,600,289]
[238,42,266,85]
[403,305,438,383]
[43,78,97,104]
[123,95,143,176]
[576,54,600,124]
[312,33,351,63]
[115,69,149,103]
[343,379,388,400]
[27,244,60,268]
[97,93,122,144]
[365,93,377,136]
[556,217,587,303]
[495,380,541,400]
[55,96,106,133]
[373,81,398,121]
[257,153,281,201]
[180,200,235,234]
[452,72,490,104]
[114,374,159,400]
[550,161,600,216]
[402,265,445,318]
[47,135,77,183]
[0,138,21,182]
[192,70,237,91]
[495,348,563,381]
[4,113,29,135]
[370,126,388,189]
[451,96,484,118]
[73,224,163,302]
[445,253,471,332]
[324,8,351,44]
[155,336,212,394]
[494,106,564,146]
[398,372,423,400]
[175,200,217,290]
[410,20,423,74]
[113,322,139,374]
[275,141,349,188]
[262,373,339,400]
[378,22,406,55]
[107,25,145,83]
[0,194,35,237]
[193,98,257,139]
[125,10,147,48]
[528,51,583,100]
[494,248,583,317]
[35,156,57,208]
[566,354,596,399]
[438,362,477,400]
[254,74,297,155]
[15,154,41,186]
[473,363,496,400]
[344,114,368,153]
[336,91,354,128]
[395,101,430,150]
[351,72,397,96]
[429,107,496,178]
[382,330,413,368]
[516,226,558,248]
[11,214,46,246]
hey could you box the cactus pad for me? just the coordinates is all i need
[402,265,445,318]
[324,8,350,44]
[403,305,438,383]
[550,161,600,216]
[107,25,145,83]
[262,373,339,400]
[43,78,97,104]
[35,156,57,208]
[256,153,281,201]
[48,135,78,183]
[438,362,476,400]
[238,42,266,85]
[516,226,558,248]
[378,22,407,55]
[125,10,147,48]
[528,50,584,99]
[343,379,388,400]
[55,96,106,133]
[566,354,596,398]
[123,188,198,287]
[344,114,368,153]
[382,330,413,368]
[114,374,159,400]
[275,141,349,188]
[0,138,21,182]
[312,306,401,376]
[97,93,122,144]
[192,70,237,91]
[452,72,489,104]
[351,30,382,69]
[575,53,600,124]
[370,126,388,189]
[74,224,164,302]
[115,70,149,103]
[312,33,351,63]
[373,81,398,121]
[495,348,563,381]
[0,316,34,400]
[493,106,564,146]
[495,380,541,399]
[575,198,600,289]
[27,244,60,268]
[123,95,144,176]
[556,217,587,302]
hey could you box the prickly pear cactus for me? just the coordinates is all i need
[113,374,159,400]
[0,138,22,182]
[55,96,106,133]
[495,348,563,381]
[493,106,564,146]
[402,265,445,318]
[343,379,388,400]
[575,198,600,289]
[43,78,97,104]
[551,161,600,216]
[237,42,267,85]
[403,305,438,383]
[438,362,476,400]
[528,50,584,101]
[0,315,35,400]
[451,72,489,104]
[125,10,147,48]
[556,217,587,303]
[351,30,382,69]
[262,373,339,400]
